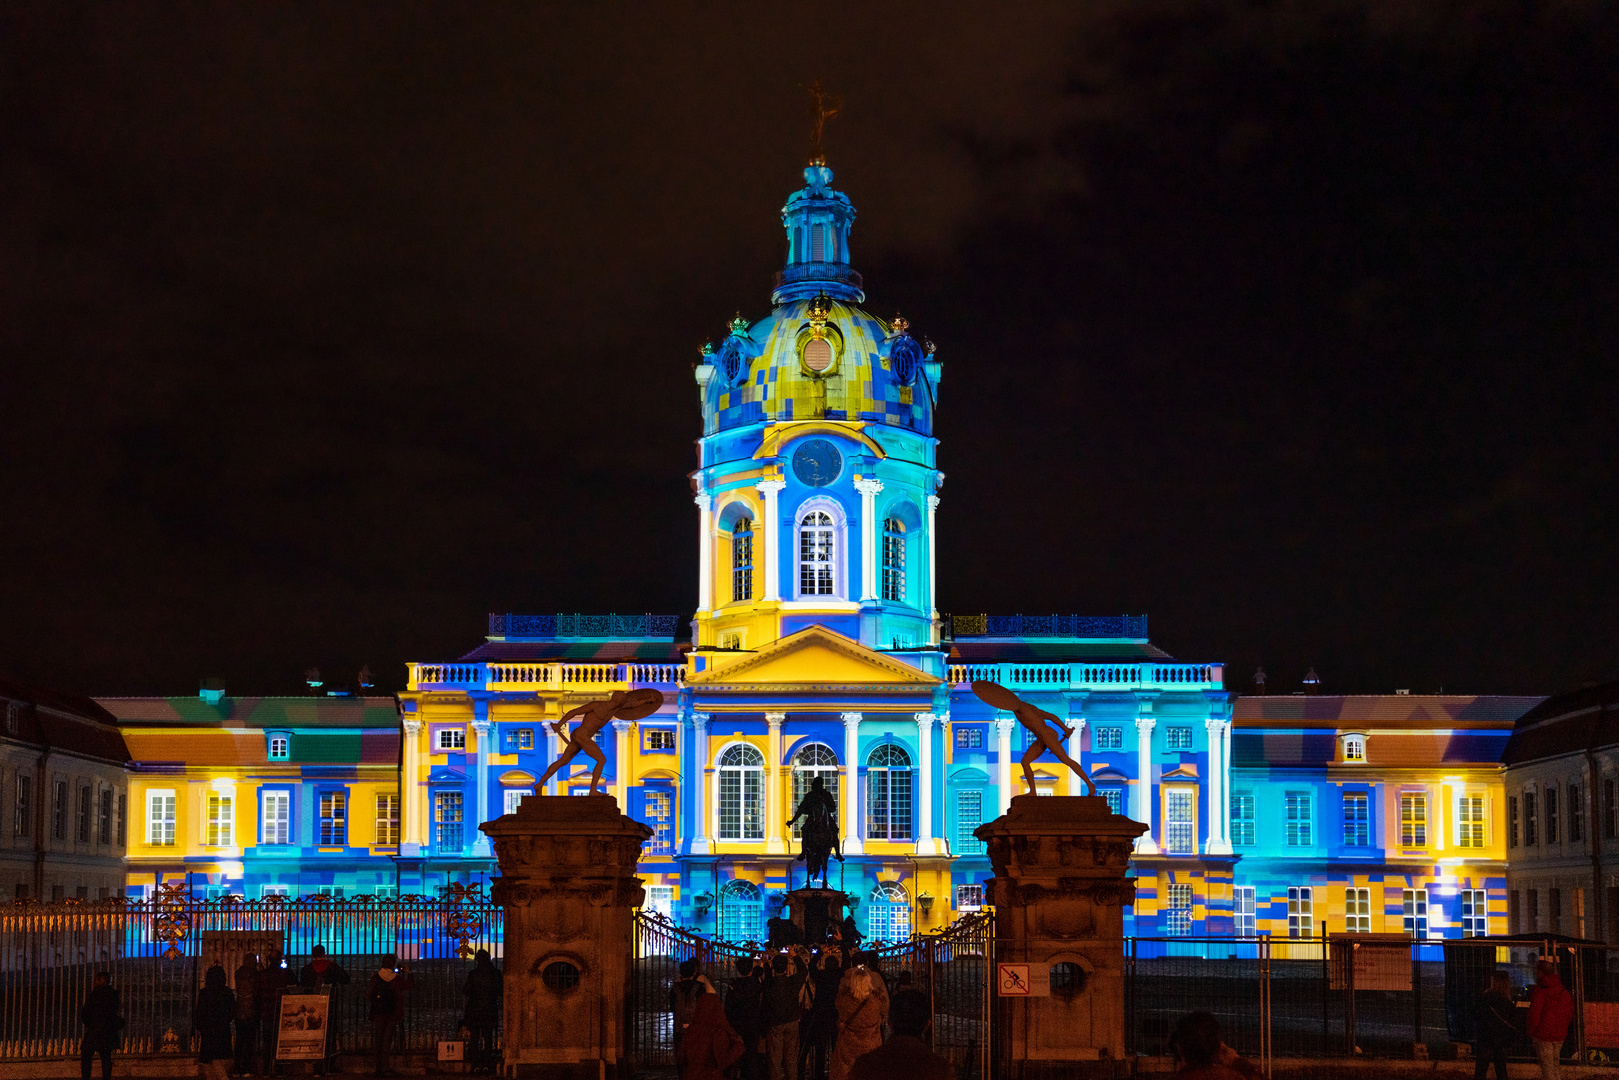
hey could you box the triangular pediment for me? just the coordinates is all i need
[688,626,942,691]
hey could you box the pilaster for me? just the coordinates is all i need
[854,477,883,601]
[470,708,493,857]
[756,479,785,603]
[400,717,423,855]
[1134,715,1159,855]
[914,712,946,855]
[766,711,787,854]
[695,493,714,618]
[691,712,714,854]
[996,713,1015,816]
[1204,716,1232,855]
[612,719,632,813]
[841,712,864,855]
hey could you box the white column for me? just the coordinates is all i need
[926,493,940,618]
[854,478,883,601]
[1135,716,1159,854]
[691,712,713,853]
[1205,716,1231,855]
[695,494,714,615]
[841,712,864,855]
[613,719,632,812]
[766,712,787,854]
[1068,718,1088,795]
[400,718,422,854]
[756,480,785,602]
[471,716,493,855]
[995,713,1015,815]
[914,712,944,855]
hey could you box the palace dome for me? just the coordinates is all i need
[695,164,939,439]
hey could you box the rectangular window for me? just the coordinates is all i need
[1234,886,1256,937]
[1575,888,1587,937]
[436,727,466,751]
[319,792,347,846]
[1288,886,1313,938]
[374,885,398,899]
[52,780,67,841]
[14,775,31,838]
[1550,888,1563,934]
[1461,889,1488,937]
[1231,793,1255,846]
[956,883,985,911]
[316,885,344,899]
[1400,793,1428,847]
[799,518,834,596]
[1458,795,1484,848]
[1528,888,1540,932]
[262,792,290,845]
[881,521,905,603]
[954,726,983,750]
[517,729,535,750]
[645,790,673,855]
[1524,792,1538,845]
[1286,792,1313,846]
[116,793,125,846]
[1166,883,1194,936]
[867,766,913,841]
[1403,888,1429,939]
[435,791,464,852]
[1165,788,1195,854]
[645,885,674,918]
[268,735,289,760]
[376,794,400,845]
[502,788,528,816]
[1607,778,1617,840]
[98,789,112,844]
[1345,887,1371,932]
[76,786,91,843]
[262,884,291,899]
[1342,793,1369,847]
[646,728,676,751]
[1094,727,1124,751]
[1166,727,1193,750]
[1571,784,1584,842]
[1102,788,1124,816]
[1547,785,1560,844]
[205,793,233,847]
[1509,796,1520,847]
[147,789,177,846]
[956,790,985,854]
[1510,890,1521,934]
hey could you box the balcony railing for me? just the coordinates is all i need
[411,662,685,693]
[949,614,1149,639]
[487,613,684,638]
[947,661,1223,692]
[772,262,863,290]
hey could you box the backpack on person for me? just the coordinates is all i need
[370,977,398,1018]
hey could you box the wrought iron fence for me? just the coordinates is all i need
[0,886,502,1061]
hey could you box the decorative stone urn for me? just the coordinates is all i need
[976,794,1147,1074]
[482,795,652,1080]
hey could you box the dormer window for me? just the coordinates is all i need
[268,735,290,761]
[1342,734,1366,763]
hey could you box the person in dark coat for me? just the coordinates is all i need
[195,963,237,1080]
[297,945,350,1074]
[367,961,414,1077]
[79,971,121,1080]
[1474,970,1517,1080]
[463,948,503,1075]
[233,954,260,1076]
[726,957,767,1080]
[676,994,746,1080]
[255,949,296,1076]
[800,947,845,1080]
[847,989,953,1080]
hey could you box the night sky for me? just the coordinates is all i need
[3,3,1616,698]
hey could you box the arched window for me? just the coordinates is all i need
[881,518,906,603]
[866,744,913,841]
[868,880,910,943]
[799,511,835,596]
[732,518,754,602]
[791,743,840,839]
[1342,734,1366,763]
[717,878,763,944]
[718,744,765,840]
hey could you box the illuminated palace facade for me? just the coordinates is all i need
[80,161,1545,946]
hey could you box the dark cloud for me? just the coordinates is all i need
[0,1,1614,696]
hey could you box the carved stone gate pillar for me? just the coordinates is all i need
[976,794,1146,1073]
[483,796,652,1079]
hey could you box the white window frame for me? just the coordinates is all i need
[1342,733,1366,762]
[1165,883,1194,936]
[791,743,840,839]
[1234,886,1256,937]
[1102,788,1124,816]
[645,884,674,918]
[436,727,466,751]
[1165,787,1195,854]
[1458,793,1485,848]
[731,516,755,602]
[1346,887,1371,932]
[880,516,906,604]
[146,789,177,847]
[1342,792,1370,847]
[1094,727,1124,751]
[792,497,846,600]
[375,793,400,845]
[956,883,984,912]
[715,742,765,841]
[645,728,676,751]
[1287,885,1313,938]
[1403,888,1429,938]
[1165,726,1193,751]
[503,788,530,816]
[1461,888,1488,937]
[1400,792,1428,847]
[268,735,290,761]
[1285,792,1313,846]
[261,884,291,899]
[204,792,233,847]
[262,790,291,845]
[868,881,910,943]
[866,743,913,841]
[644,789,674,855]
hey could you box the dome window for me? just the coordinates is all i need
[804,338,834,372]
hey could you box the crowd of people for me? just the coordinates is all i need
[76,945,503,1079]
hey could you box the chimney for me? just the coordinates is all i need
[199,677,226,704]
[1302,667,1321,695]
[304,668,323,693]
[1253,667,1267,695]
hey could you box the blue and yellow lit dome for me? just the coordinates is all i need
[695,164,939,438]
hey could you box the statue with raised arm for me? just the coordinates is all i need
[536,688,664,796]
[971,680,1097,797]
[787,776,842,888]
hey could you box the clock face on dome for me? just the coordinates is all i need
[791,439,843,488]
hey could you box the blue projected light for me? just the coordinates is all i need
[791,439,843,487]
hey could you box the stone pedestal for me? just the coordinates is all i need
[976,795,1147,1074]
[782,887,847,945]
[482,795,652,1080]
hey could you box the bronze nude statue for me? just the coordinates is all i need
[536,688,664,796]
[971,680,1097,797]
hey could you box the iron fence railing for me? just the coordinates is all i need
[0,887,502,1061]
